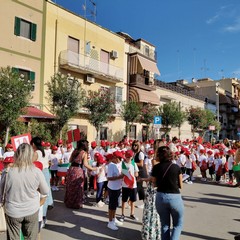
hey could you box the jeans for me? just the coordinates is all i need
[155,192,184,240]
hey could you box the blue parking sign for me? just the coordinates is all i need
[154,116,162,125]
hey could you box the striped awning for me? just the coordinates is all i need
[129,87,160,105]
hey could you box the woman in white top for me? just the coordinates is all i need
[31,136,53,227]
[0,143,49,240]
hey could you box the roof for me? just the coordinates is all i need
[21,106,55,119]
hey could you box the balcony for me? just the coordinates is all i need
[129,46,157,61]
[129,74,156,91]
[59,50,124,83]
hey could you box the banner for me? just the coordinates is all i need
[11,133,32,151]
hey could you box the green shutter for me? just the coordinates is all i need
[12,67,19,73]
[30,23,37,41]
[30,71,35,80]
[14,17,21,36]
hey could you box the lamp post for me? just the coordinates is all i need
[216,82,220,139]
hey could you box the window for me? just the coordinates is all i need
[144,45,150,57]
[129,125,136,139]
[12,67,35,91]
[68,36,79,65]
[115,87,123,103]
[14,17,37,41]
[100,127,108,140]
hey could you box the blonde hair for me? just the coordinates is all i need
[14,143,34,170]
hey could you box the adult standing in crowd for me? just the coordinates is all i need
[64,140,97,209]
[151,146,184,240]
[31,136,53,227]
[0,143,49,240]
[132,140,145,208]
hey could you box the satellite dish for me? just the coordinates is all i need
[192,78,197,83]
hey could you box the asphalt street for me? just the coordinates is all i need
[1,170,239,240]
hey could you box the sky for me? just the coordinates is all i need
[55,0,240,83]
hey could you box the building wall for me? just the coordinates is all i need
[44,1,126,142]
[156,87,205,140]
[0,0,45,105]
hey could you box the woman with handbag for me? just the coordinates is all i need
[151,146,184,240]
[0,143,49,240]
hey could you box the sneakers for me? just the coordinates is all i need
[113,218,123,227]
[107,221,118,231]
[97,201,105,208]
[136,204,144,209]
[51,186,59,191]
[187,181,193,184]
[119,215,125,222]
[130,214,139,221]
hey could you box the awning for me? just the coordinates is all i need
[129,87,160,105]
[137,55,160,75]
[20,106,55,120]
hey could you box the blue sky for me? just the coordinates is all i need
[56,0,240,83]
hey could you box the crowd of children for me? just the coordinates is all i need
[1,136,240,235]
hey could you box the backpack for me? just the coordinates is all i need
[200,160,208,171]
[192,161,197,171]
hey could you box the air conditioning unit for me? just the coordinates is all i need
[86,74,95,84]
[110,50,118,59]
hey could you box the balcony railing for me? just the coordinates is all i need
[59,50,124,82]
[130,74,156,91]
[129,46,157,61]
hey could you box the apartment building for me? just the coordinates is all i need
[188,78,240,140]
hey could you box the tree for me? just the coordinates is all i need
[46,73,84,138]
[119,101,140,137]
[139,103,157,140]
[158,101,186,137]
[83,88,115,141]
[187,107,220,138]
[0,66,33,145]
[187,106,203,137]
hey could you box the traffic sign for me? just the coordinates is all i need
[154,116,162,125]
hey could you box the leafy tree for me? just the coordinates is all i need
[0,66,33,145]
[46,73,84,138]
[158,101,186,137]
[187,106,203,137]
[83,88,115,140]
[139,103,157,140]
[119,101,140,137]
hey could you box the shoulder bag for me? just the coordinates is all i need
[0,171,8,232]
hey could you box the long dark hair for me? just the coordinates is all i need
[157,146,173,162]
[70,140,89,162]
[30,136,45,157]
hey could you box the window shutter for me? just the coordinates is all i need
[30,71,35,81]
[30,23,37,41]
[12,67,19,73]
[14,17,21,36]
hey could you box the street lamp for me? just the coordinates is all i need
[216,82,220,139]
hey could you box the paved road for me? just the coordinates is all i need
[40,173,240,240]
[1,171,239,240]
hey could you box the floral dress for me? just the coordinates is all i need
[64,150,85,209]
[141,182,161,240]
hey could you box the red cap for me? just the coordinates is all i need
[94,153,106,164]
[58,139,63,144]
[91,141,97,148]
[100,140,106,147]
[33,161,43,171]
[113,150,125,159]
[199,149,206,154]
[52,146,58,151]
[3,156,14,163]
[105,153,113,161]
[228,149,234,154]
[6,143,13,149]
[67,144,72,149]
[45,142,51,147]
[207,150,213,155]
[148,149,154,155]
[125,150,134,158]
[149,139,154,144]
[41,141,45,147]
